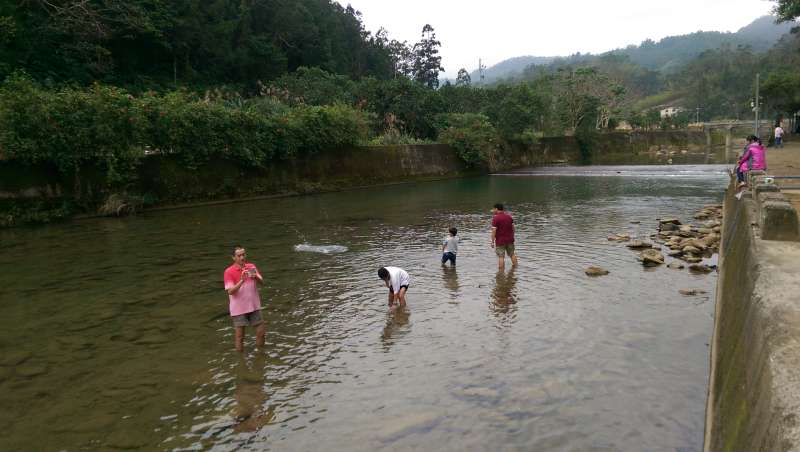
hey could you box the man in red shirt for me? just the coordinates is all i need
[224,246,265,352]
[491,203,519,270]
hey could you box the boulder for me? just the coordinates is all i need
[689,264,713,274]
[659,218,682,225]
[679,289,708,296]
[667,262,685,269]
[626,240,653,249]
[684,256,703,263]
[585,266,610,276]
[639,249,665,266]
[682,245,701,254]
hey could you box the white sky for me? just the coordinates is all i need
[336,0,775,78]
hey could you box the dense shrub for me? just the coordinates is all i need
[0,74,142,183]
[436,113,500,167]
[0,75,370,181]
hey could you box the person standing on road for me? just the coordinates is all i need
[224,246,265,352]
[775,124,785,148]
[491,203,518,270]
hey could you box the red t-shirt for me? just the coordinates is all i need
[492,212,515,246]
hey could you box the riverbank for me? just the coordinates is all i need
[704,140,800,451]
[0,130,728,227]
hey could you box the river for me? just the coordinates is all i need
[0,164,728,451]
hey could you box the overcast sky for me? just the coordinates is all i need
[335,0,776,78]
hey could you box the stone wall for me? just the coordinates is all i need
[0,130,731,225]
[704,175,800,451]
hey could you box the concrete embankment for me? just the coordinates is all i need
[705,142,800,451]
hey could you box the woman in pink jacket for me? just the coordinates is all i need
[736,135,767,186]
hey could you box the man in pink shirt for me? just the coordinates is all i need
[224,246,265,352]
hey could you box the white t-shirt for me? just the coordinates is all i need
[385,266,411,292]
[775,126,784,138]
[443,235,458,254]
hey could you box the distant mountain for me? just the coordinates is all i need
[473,15,795,82]
[468,56,555,85]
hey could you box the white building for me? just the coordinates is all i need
[660,106,683,119]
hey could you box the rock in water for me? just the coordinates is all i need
[667,262,685,269]
[626,240,653,249]
[679,289,707,296]
[585,266,610,276]
[639,249,664,266]
[689,264,713,274]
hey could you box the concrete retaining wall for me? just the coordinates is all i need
[705,176,800,451]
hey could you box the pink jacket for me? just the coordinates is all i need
[738,143,766,172]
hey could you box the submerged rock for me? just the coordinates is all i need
[639,249,665,266]
[626,240,653,249]
[679,289,707,296]
[689,264,713,274]
[667,262,685,269]
[585,266,610,276]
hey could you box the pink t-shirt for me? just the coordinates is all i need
[224,263,262,316]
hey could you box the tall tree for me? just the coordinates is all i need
[455,68,471,86]
[412,24,444,88]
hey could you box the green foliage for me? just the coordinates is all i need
[773,0,800,22]
[762,71,800,115]
[0,0,395,87]
[436,113,499,167]
[483,83,543,140]
[0,75,369,185]
[412,25,444,89]
[0,73,141,184]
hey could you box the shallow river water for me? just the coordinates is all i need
[0,165,728,451]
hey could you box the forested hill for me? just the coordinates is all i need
[477,15,795,82]
[0,0,397,88]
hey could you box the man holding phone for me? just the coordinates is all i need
[224,246,265,352]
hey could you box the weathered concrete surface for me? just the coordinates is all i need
[705,140,800,451]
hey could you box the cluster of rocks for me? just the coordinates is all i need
[589,205,723,287]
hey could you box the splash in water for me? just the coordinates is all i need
[294,243,348,254]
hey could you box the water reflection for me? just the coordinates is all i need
[441,265,460,296]
[381,308,411,351]
[231,353,275,433]
[491,268,518,315]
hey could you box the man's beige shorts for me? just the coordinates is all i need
[495,243,515,258]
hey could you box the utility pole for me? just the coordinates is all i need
[754,72,760,137]
[695,107,700,124]
[478,58,486,86]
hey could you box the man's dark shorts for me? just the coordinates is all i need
[232,309,263,327]
[441,252,456,265]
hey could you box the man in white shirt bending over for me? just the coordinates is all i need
[378,267,411,308]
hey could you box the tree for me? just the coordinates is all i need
[773,0,800,24]
[388,38,414,78]
[455,68,471,87]
[412,24,444,88]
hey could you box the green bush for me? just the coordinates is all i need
[436,113,500,167]
[0,75,371,179]
[0,73,142,184]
